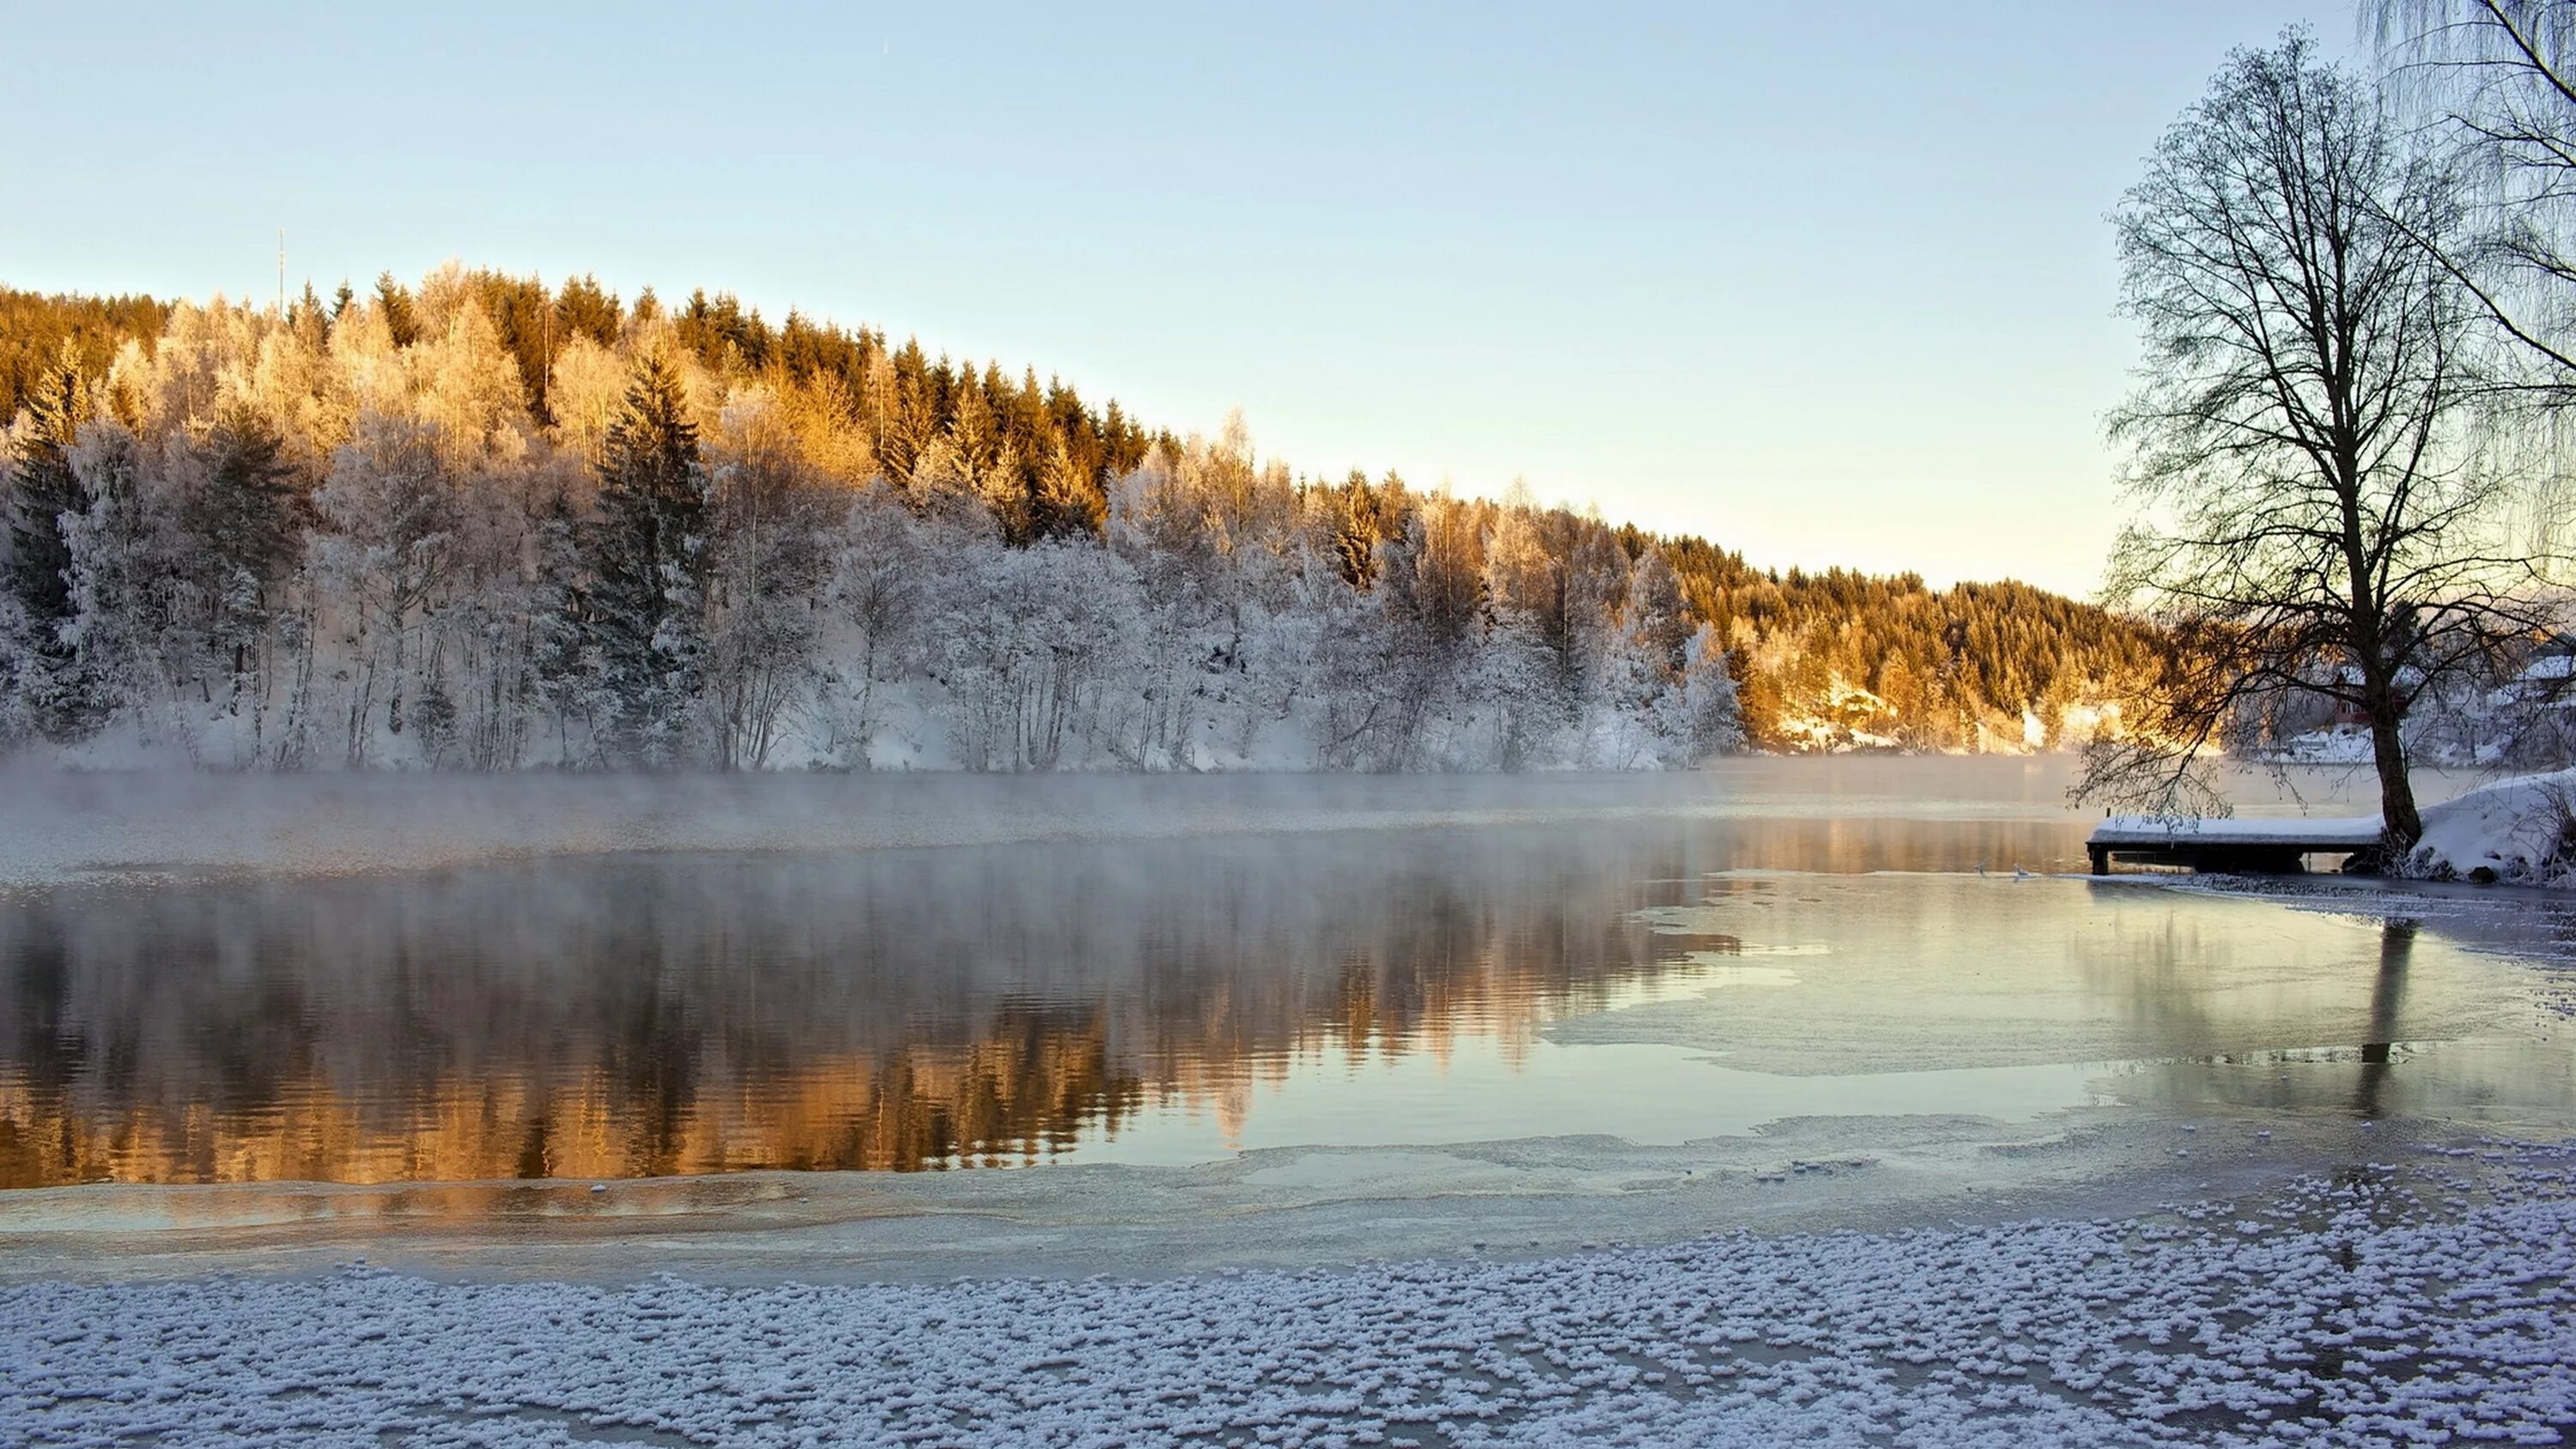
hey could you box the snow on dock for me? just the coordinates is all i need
[2087,814,2383,875]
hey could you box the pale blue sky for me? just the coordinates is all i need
[2,2,2358,592]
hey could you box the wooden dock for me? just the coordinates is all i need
[2086,815,2385,875]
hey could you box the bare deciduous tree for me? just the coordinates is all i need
[2084,33,2553,852]
[2369,1,2576,399]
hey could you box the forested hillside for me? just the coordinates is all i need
[0,268,2157,770]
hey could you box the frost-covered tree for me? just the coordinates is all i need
[1678,626,1748,761]
[926,539,1143,770]
[574,355,708,765]
[1032,439,1103,541]
[56,421,161,728]
[702,391,834,769]
[522,477,591,766]
[0,265,2193,772]
[180,405,305,722]
[816,485,925,765]
[907,436,988,534]
[312,413,463,763]
[1621,546,1693,683]
[3,342,93,736]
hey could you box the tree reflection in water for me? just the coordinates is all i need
[5,820,1852,1188]
[2354,918,2414,1122]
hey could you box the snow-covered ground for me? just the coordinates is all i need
[3,1142,2571,1446]
[2412,767,2576,883]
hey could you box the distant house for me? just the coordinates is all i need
[2488,651,2576,712]
[2476,648,2576,767]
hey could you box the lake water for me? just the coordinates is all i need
[3,759,2569,1198]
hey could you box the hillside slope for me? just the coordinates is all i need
[0,269,2157,767]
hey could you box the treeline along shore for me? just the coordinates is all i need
[0,270,2160,771]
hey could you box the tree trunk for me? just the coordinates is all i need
[2369,703,2423,852]
[2343,470,2421,852]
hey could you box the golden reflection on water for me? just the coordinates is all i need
[18,820,2054,1189]
[8,807,2567,1191]
[1,1014,1145,1187]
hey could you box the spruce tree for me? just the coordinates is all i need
[1625,548,1693,679]
[555,273,622,347]
[185,406,304,711]
[1031,440,1103,540]
[576,354,708,764]
[5,343,89,734]
[8,344,85,637]
[374,271,419,348]
[1330,474,1382,589]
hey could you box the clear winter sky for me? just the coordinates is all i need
[2,2,2362,594]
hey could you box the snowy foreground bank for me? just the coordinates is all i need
[2413,767,2576,884]
[6,1144,2572,1447]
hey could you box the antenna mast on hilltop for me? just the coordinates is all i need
[276,230,286,317]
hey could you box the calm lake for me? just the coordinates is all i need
[3,760,2568,1194]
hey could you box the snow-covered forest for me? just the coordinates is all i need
[0,269,2154,770]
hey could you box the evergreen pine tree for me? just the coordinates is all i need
[525,481,589,763]
[554,273,623,347]
[1328,473,1383,589]
[1031,440,1104,540]
[185,406,304,712]
[9,345,86,637]
[4,343,90,735]
[575,353,708,764]
[374,271,420,348]
[1624,547,1693,679]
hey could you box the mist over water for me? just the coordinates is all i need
[0,755,2481,888]
[0,760,2563,1197]
[0,757,2106,887]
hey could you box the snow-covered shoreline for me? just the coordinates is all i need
[2408,767,2576,884]
[5,1140,2570,1446]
